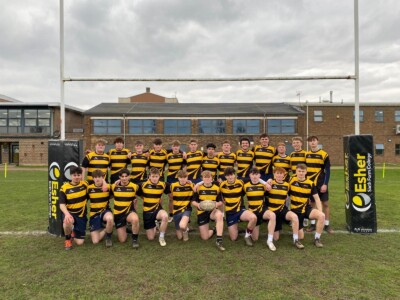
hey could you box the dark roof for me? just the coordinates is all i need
[84,102,304,116]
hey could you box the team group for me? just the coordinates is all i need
[59,134,331,252]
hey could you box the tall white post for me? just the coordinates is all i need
[60,0,65,140]
[354,0,360,135]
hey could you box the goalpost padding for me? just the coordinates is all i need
[343,135,377,233]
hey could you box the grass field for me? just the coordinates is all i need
[0,168,399,299]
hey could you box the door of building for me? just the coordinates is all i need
[11,143,19,164]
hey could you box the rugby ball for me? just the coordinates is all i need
[199,200,216,211]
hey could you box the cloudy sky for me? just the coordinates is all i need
[1,0,399,110]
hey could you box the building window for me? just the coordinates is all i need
[375,110,384,122]
[375,144,384,156]
[233,119,261,134]
[313,110,323,122]
[395,144,400,155]
[23,109,51,134]
[353,110,364,122]
[395,111,400,122]
[128,119,156,134]
[93,119,122,134]
[164,119,191,134]
[267,119,296,134]
[198,119,226,134]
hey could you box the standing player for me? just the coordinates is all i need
[185,139,204,184]
[111,168,141,248]
[169,170,194,241]
[202,143,219,181]
[217,140,236,181]
[289,136,307,174]
[243,167,277,251]
[289,163,326,248]
[137,167,170,246]
[219,167,257,247]
[253,133,276,181]
[130,140,149,184]
[148,138,168,180]
[305,136,333,234]
[236,137,254,179]
[59,166,88,250]
[107,137,131,184]
[192,170,225,251]
[81,139,110,184]
[87,169,114,247]
[266,167,303,249]
[272,142,291,182]
[166,140,186,222]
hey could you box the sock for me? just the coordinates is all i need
[169,213,173,217]
[311,220,316,225]
[216,235,222,243]
[159,232,165,239]
[325,220,330,226]
[293,234,299,242]
[131,233,138,241]
[65,234,71,240]
[315,232,321,239]
[106,232,112,239]
[245,228,253,238]
[267,234,273,242]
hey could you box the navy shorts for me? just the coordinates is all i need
[309,186,329,202]
[226,209,246,227]
[293,205,313,230]
[253,207,267,226]
[143,208,162,230]
[274,207,289,232]
[114,208,137,229]
[173,210,191,230]
[63,214,87,239]
[89,209,112,232]
[197,212,212,226]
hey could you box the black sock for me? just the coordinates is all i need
[106,232,112,239]
[65,234,71,240]
[216,235,222,243]
[169,213,173,217]
[132,233,139,241]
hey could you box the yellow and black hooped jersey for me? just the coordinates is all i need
[289,150,307,173]
[253,145,276,175]
[289,177,317,214]
[130,152,148,182]
[243,181,266,213]
[267,180,289,212]
[219,179,245,214]
[111,182,139,216]
[138,180,171,213]
[82,152,110,182]
[217,152,236,174]
[305,149,330,186]
[185,150,204,180]
[272,154,291,181]
[202,156,219,179]
[193,183,221,215]
[236,149,254,178]
[167,151,185,179]
[170,181,194,215]
[59,181,88,217]
[107,148,131,175]
[148,149,168,176]
[87,183,111,218]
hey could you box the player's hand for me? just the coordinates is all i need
[320,184,327,193]
[114,179,121,186]
[64,214,74,224]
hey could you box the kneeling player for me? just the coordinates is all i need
[138,167,170,246]
[243,167,276,251]
[220,167,257,247]
[111,168,140,248]
[87,169,114,247]
[266,167,302,249]
[59,166,88,250]
[192,170,225,251]
[169,170,193,241]
[289,164,325,248]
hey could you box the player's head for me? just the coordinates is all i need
[171,140,181,152]
[249,167,260,182]
[277,142,286,154]
[119,168,130,177]
[201,170,212,179]
[292,136,303,150]
[149,167,160,184]
[134,140,144,152]
[206,143,216,156]
[222,140,231,152]
[69,166,82,183]
[95,139,107,154]
[273,167,286,181]
[189,139,198,151]
[295,163,307,179]
[92,169,104,178]
[113,137,124,150]
[259,133,269,146]
[307,136,319,142]
[224,167,236,183]
[177,169,188,184]
[153,138,163,151]
[307,136,319,150]
[240,137,251,150]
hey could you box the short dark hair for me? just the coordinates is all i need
[240,137,250,144]
[114,137,124,144]
[307,136,319,142]
[249,167,260,175]
[206,143,216,149]
[70,166,82,175]
[118,168,130,177]
[153,138,163,145]
[92,169,104,178]
[223,167,235,176]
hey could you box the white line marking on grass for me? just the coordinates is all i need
[1,229,399,236]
